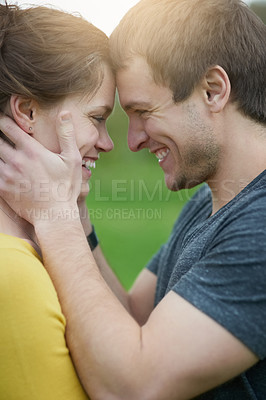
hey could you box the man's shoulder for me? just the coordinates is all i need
[224,170,266,221]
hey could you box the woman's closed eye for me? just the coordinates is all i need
[91,116,106,123]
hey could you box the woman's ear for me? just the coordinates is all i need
[9,95,36,134]
[202,66,231,113]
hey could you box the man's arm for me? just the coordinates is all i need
[34,216,258,400]
[0,115,259,399]
[79,201,157,325]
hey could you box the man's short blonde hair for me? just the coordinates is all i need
[110,0,266,124]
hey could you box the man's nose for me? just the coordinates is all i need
[127,117,149,152]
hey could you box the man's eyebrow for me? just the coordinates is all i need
[124,101,151,112]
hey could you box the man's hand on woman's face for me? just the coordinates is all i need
[0,112,82,225]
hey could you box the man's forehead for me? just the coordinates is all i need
[116,56,154,83]
[116,77,154,110]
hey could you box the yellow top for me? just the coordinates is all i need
[0,233,89,400]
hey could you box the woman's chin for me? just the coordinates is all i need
[78,182,90,203]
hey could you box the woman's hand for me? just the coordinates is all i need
[0,112,82,225]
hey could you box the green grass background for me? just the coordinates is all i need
[87,98,196,290]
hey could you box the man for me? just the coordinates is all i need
[0,0,265,398]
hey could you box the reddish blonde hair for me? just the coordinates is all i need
[0,3,111,110]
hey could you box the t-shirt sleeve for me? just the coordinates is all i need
[174,204,266,360]
[146,244,167,275]
[0,248,89,400]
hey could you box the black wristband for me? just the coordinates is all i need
[86,225,99,251]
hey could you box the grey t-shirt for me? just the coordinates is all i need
[147,170,266,399]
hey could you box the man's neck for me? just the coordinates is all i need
[207,115,266,215]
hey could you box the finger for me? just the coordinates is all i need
[0,114,32,148]
[0,135,17,163]
[0,162,16,189]
[56,111,79,157]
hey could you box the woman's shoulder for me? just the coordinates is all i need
[0,232,61,312]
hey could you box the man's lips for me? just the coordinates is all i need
[150,148,170,162]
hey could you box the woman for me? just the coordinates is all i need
[0,3,115,398]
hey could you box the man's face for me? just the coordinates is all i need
[116,57,220,191]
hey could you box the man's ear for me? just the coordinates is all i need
[202,66,231,113]
[9,95,36,134]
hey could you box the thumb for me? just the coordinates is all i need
[56,111,78,156]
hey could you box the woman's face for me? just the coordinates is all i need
[33,65,115,198]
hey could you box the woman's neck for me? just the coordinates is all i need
[0,197,41,256]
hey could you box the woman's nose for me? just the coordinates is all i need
[96,128,114,153]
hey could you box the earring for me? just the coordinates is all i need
[29,127,32,132]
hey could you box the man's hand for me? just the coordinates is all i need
[0,112,82,224]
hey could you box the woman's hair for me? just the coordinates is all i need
[0,2,111,111]
[110,0,266,124]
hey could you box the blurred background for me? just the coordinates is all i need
[12,0,266,289]
[249,0,266,22]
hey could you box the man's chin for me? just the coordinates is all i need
[165,176,181,192]
[165,174,201,192]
